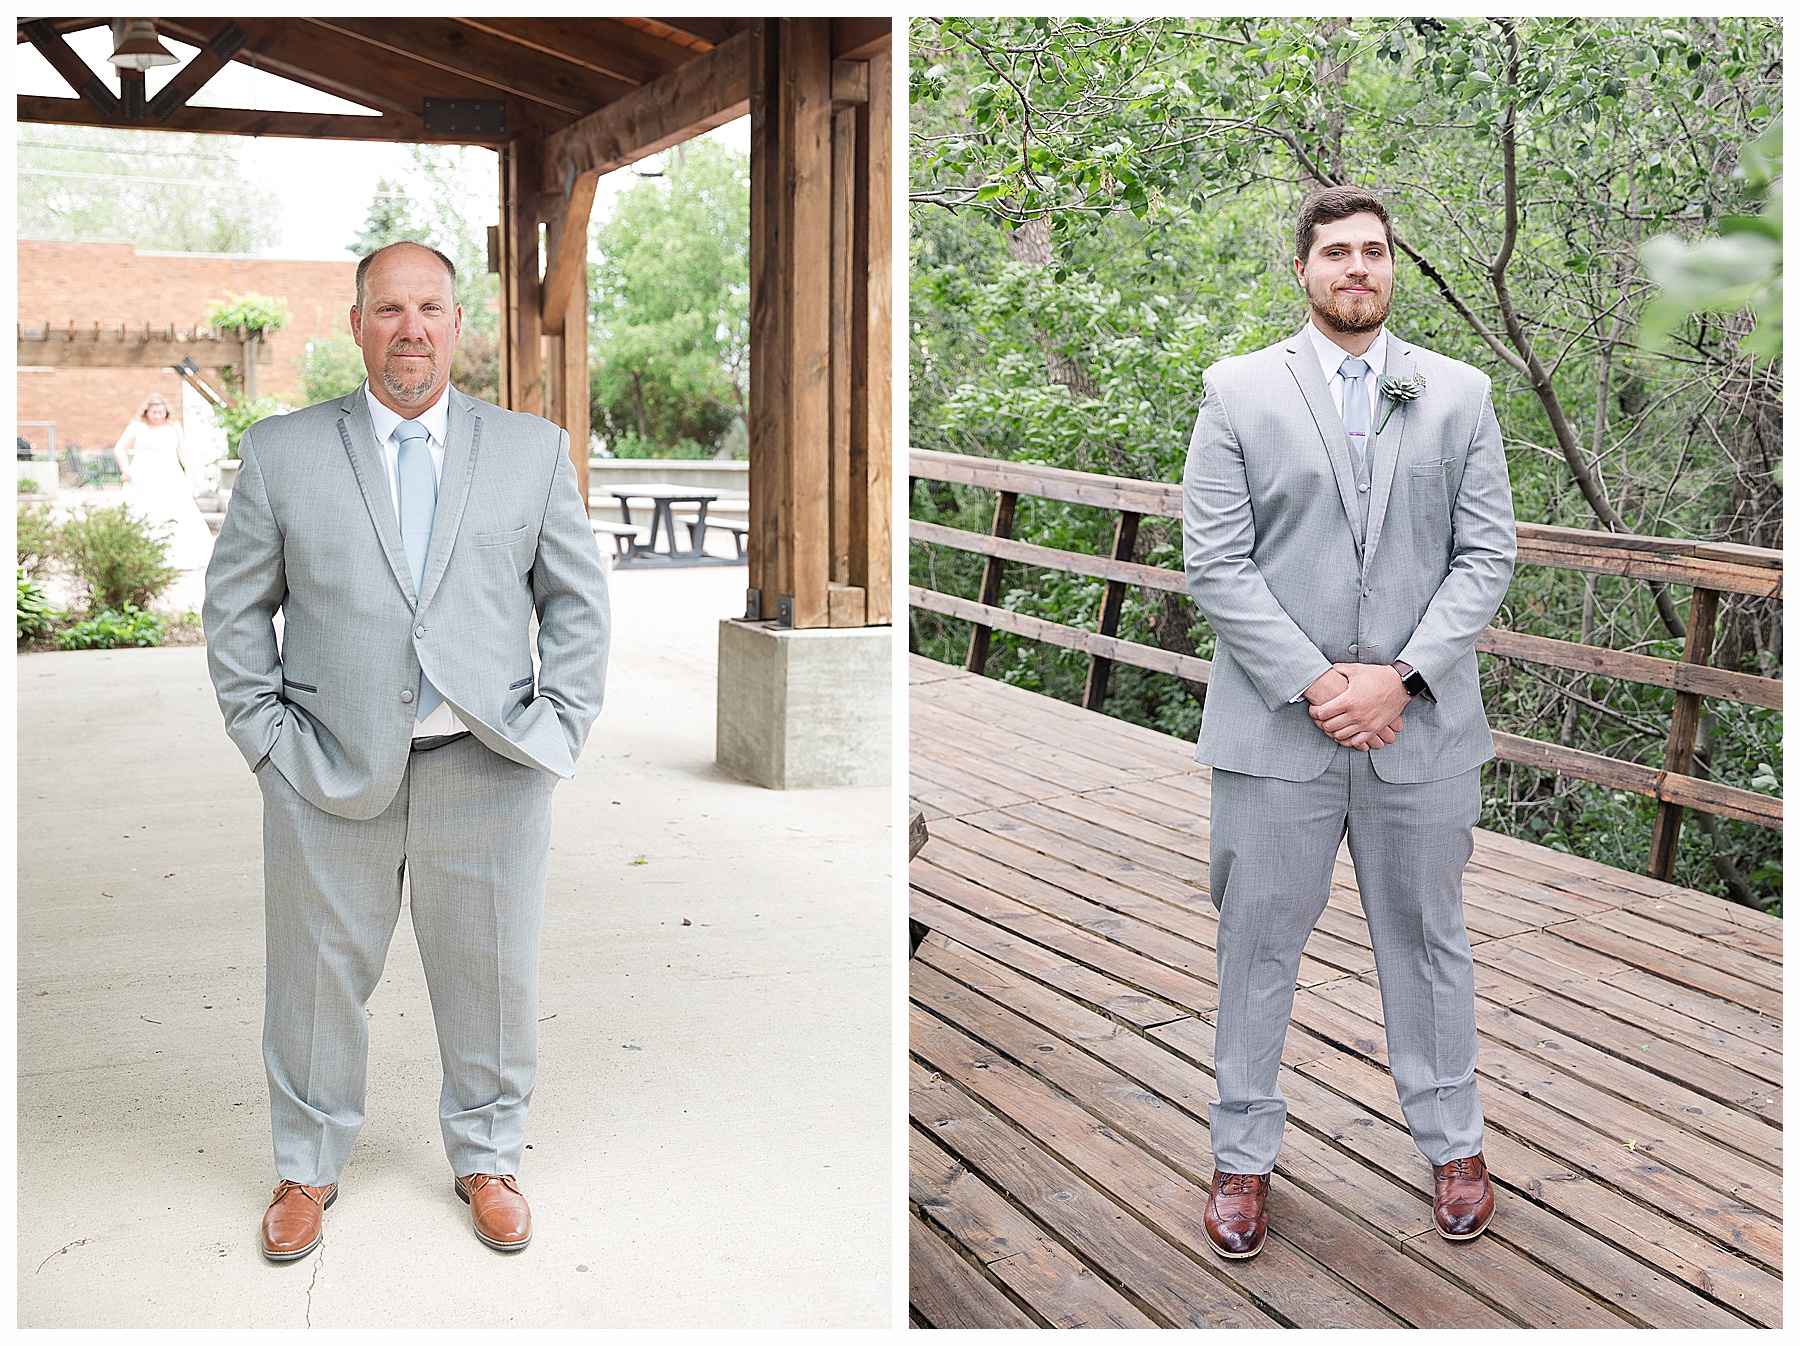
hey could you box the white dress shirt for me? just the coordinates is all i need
[362,383,466,737]
[1306,322,1388,428]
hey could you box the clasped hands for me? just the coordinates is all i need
[1303,662,1411,752]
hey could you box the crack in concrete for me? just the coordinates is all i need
[305,1247,322,1327]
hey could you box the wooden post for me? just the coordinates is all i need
[500,137,544,417]
[563,274,590,501]
[1647,587,1720,881]
[778,18,833,629]
[967,491,1018,675]
[745,19,782,620]
[850,47,893,625]
[540,178,596,500]
[829,106,855,591]
[1083,511,1142,712]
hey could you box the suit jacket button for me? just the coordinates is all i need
[1348,643,1359,653]
[1358,482,1369,492]
[415,626,426,639]
[401,689,415,704]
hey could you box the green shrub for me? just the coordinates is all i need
[294,333,366,405]
[18,476,38,494]
[16,567,62,639]
[17,503,59,577]
[56,505,178,614]
[59,604,168,650]
[206,291,291,338]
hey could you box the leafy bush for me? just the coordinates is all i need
[212,373,292,459]
[17,567,61,639]
[294,334,367,406]
[17,503,59,577]
[17,476,38,494]
[206,291,291,337]
[56,505,178,614]
[58,604,168,650]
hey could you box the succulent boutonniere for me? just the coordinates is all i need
[1376,373,1427,434]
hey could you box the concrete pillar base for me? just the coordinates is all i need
[716,618,891,789]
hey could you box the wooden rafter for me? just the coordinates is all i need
[20,18,119,114]
[20,95,438,144]
[453,17,696,88]
[305,18,634,115]
[643,18,744,48]
[146,22,249,122]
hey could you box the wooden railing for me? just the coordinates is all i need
[908,448,1782,880]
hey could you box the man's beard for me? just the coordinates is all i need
[1309,282,1390,336]
[382,342,442,404]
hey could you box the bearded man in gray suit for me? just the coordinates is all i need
[204,241,610,1259]
[1181,187,1515,1258]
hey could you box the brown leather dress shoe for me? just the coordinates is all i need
[1432,1152,1495,1240]
[1203,1170,1271,1259]
[260,1180,337,1262]
[456,1173,532,1251]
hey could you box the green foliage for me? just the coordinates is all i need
[17,125,278,253]
[58,604,168,650]
[206,292,291,338]
[17,503,59,577]
[350,177,421,257]
[17,477,39,495]
[294,335,367,406]
[17,567,62,640]
[1641,122,1782,362]
[910,16,1783,913]
[589,139,748,457]
[55,505,178,615]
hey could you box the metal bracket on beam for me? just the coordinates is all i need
[776,595,795,628]
[745,588,762,621]
[423,99,506,138]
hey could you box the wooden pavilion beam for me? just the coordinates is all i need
[647,18,745,48]
[146,22,249,123]
[850,46,893,624]
[455,17,697,88]
[746,19,782,621]
[18,95,447,143]
[831,17,892,61]
[19,18,119,114]
[305,17,633,115]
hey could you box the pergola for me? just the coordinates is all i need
[18,17,893,634]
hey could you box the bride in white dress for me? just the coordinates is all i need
[114,392,214,572]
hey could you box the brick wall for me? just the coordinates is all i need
[16,240,361,456]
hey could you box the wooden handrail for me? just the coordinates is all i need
[908,449,1783,876]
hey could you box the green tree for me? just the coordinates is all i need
[293,334,367,405]
[349,177,421,257]
[588,138,749,457]
[18,124,278,253]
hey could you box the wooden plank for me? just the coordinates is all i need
[964,493,1017,674]
[913,959,1518,1328]
[911,1009,1405,1327]
[911,1129,1161,1327]
[19,19,118,112]
[912,1064,1277,1327]
[1478,625,1781,711]
[539,172,599,339]
[1650,587,1721,877]
[542,29,751,190]
[463,16,699,88]
[912,446,1182,515]
[910,891,1191,1030]
[147,22,247,122]
[848,46,892,624]
[779,18,833,628]
[1513,532,1780,598]
[830,16,892,61]
[829,105,855,590]
[913,516,1189,593]
[18,94,438,143]
[916,585,1214,683]
[501,136,544,417]
[1083,510,1141,710]
[908,1212,1038,1329]
[1492,732,1780,829]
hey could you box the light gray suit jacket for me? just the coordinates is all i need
[1182,326,1515,784]
[204,384,611,820]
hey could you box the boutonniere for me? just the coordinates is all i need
[1376,373,1426,434]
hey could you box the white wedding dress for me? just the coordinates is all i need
[120,420,214,571]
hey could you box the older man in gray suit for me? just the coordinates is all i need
[1182,186,1515,1259]
[204,240,610,1259]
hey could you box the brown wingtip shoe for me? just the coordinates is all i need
[1433,1152,1495,1240]
[1203,1170,1271,1259]
[456,1173,532,1252]
[260,1180,337,1262]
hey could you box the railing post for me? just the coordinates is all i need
[966,490,1017,675]
[1647,587,1720,881]
[1082,510,1141,712]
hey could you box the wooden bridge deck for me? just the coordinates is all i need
[907,656,1781,1329]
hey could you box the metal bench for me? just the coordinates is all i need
[676,512,751,559]
[590,518,647,558]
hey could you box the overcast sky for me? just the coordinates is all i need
[14,26,750,261]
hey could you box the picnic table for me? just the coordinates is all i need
[604,482,745,567]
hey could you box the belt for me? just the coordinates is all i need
[410,731,471,754]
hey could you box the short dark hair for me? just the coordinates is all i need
[354,241,458,308]
[1295,186,1395,262]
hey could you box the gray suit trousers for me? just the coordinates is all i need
[1207,747,1484,1172]
[258,736,556,1185]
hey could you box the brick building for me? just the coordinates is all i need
[17,239,360,456]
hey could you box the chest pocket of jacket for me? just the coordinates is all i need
[471,523,530,548]
[1408,460,1452,554]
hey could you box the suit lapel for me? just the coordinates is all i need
[1283,329,1364,547]
[1361,338,1413,569]
[336,386,417,604]
[417,387,481,610]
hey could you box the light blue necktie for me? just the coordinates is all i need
[1339,355,1371,468]
[395,419,442,720]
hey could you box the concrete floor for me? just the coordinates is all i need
[16,564,895,1328]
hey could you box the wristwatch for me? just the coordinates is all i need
[1392,660,1434,702]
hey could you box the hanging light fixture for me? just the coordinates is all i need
[109,18,179,69]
